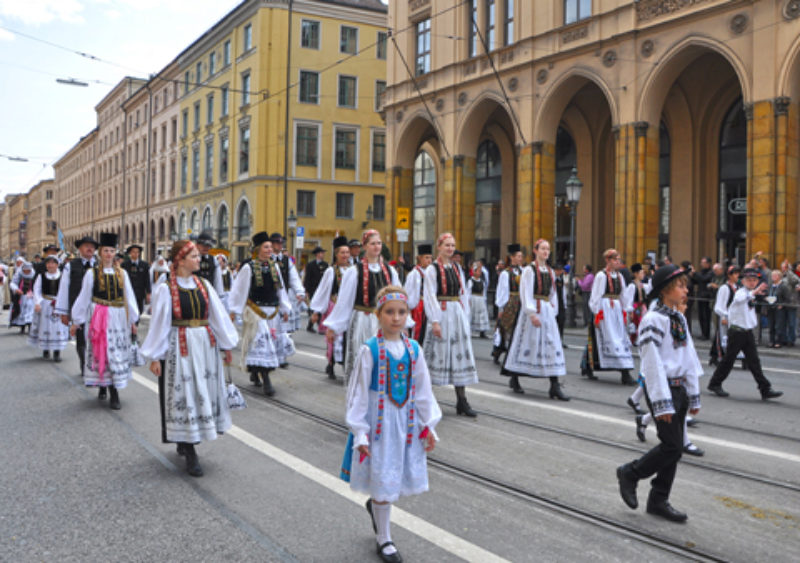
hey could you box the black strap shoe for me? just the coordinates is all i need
[376,541,402,563]
[683,443,704,456]
[646,500,687,522]
[635,415,646,443]
[616,464,638,509]
[627,397,645,415]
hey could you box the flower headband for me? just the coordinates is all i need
[362,229,380,245]
[174,241,196,263]
[377,292,407,308]
[437,232,454,246]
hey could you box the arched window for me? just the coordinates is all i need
[413,151,436,250]
[658,121,671,258]
[178,213,187,238]
[475,139,502,263]
[236,200,251,240]
[190,209,199,235]
[168,216,176,240]
[554,126,577,264]
[201,206,213,232]
[217,205,229,249]
[124,225,130,243]
[138,222,144,241]
[158,218,165,240]
[718,98,747,263]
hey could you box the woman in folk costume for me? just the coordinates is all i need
[216,253,235,311]
[70,232,139,410]
[309,235,352,380]
[29,255,68,361]
[342,286,441,563]
[466,260,491,337]
[492,244,524,364]
[227,232,292,397]
[141,240,239,477]
[580,248,635,385]
[423,233,480,417]
[325,230,401,386]
[403,243,432,343]
[9,261,36,333]
[501,239,569,400]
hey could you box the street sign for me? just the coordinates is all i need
[396,229,409,242]
[396,207,410,229]
[296,226,305,249]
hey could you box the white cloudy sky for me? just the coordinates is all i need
[0,0,243,200]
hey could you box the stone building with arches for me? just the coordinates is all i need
[384,0,800,268]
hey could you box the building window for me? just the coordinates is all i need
[223,39,231,66]
[207,95,214,125]
[485,0,496,50]
[372,131,386,172]
[184,70,190,94]
[340,26,358,54]
[195,61,202,84]
[338,75,357,108]
[181,110,188,137]
[299,71,319,104]
[376,31,387,59]
[46,204,52,218]
[181,154,187,193]
[241,72,251,106]
[413,151,436,249]
[469,1,478,57]
[192,147,200,191]
[218,205,229,248]
[193,102,200,131]
[504,0,514,45]
[172,118,177,143]
[296,125,318,166]
[372,195,385,221]
[170,159,176,193]
[375,80,386,111]
[335,128,357,169]
[244,23,252,51]
[415,19,431,75]
[564,0,591,24]
[221,86,229,116]
[335,192,354,219]
[161,124,167,150]
[297,190,315,217]
[301,20,320,48]
[205,141,214,187]
[209,51,216,76]
[239,126,250,174]
[160,163,166,195]
[220,136,229,181]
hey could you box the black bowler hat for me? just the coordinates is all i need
[42,244,58,253]
[333,236,349,250]
[126,244,143,254]
[417,244,432,255]
[312,246,325,254]
[196,231,216,246]
[742,267,760,278]
[75,236,99,249]
[252,231,270,247]
[647,264,685,303]
[269,232,284,244]
[98,232,118,248]
[348,239,361,247]
[507,243,521,254]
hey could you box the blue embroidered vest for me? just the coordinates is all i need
[366,337,418,408]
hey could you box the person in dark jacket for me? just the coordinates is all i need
[691,257,714,340]
[304,246,328,332]
[121,244,151,318]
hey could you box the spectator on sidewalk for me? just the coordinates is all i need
[576,264,594,328]
[780,260,800,347]
[692,257,714,341]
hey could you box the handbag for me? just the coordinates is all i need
[224,364,247,410]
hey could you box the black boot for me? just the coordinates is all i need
[262,370,275,396]
[43,350,50,359]
[620,370,635,386]
[325,362,336,380]
[98,387,107,401]
[249,369,262,386]
[509,375,524,394]
[479,331,486,339]
[548,377,570,401]
[646,498,687,522]
[184,444,203,477]
[108,386,120,410]
[616,463,639,509]
[455,387,477,417]
[176,442,187,456]
[491,346,502,365]
[53,350,61,362]
[581,366,598,380]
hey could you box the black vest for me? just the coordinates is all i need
[92,268,123,302]
[329,266,344,297]
[533,267,553,296]
[41,275,61,297]
[276,255,291,286]
[197,254,216,284]
[508,267,521,292]
[246,260,279,306]
[353,262,390,308]
[435,265,461,297]
[69,258,93,307]
[605,271,622,296]
[122,259,150,297]
[174,286,208,320]
[470,278,484,295]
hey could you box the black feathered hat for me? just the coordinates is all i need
[417,244,432,255]
[333,236,349,250]
[646,264,685,303]
[631,263,643,274]
[507,243,521,254]
[252,231,270,248]
[98,232,118,248]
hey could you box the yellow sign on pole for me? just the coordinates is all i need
[396,207,410,229]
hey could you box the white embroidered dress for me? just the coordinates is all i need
[589,270,634,370]
[29,271,69,351]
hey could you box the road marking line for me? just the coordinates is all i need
[129,372,508,563]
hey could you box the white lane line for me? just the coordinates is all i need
[129,372,508,563]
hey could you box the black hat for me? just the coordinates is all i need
[196,231,216,246]
[312,246,325,254]
[348,239,362,247]
[647,264,685,303]
[42,244,58,253]
[126,244,143,254]
[333,236,349,250]
[742,267,760,278]
[252,231,270,247]
[631,263,643,273]
[269,232,284,244]
[454,250,464,256]
[43,255,59,264]
[507,243,521,254]
[98,232,118,248]
[417,244,432,255]
[75,236,99,249]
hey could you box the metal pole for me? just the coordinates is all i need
[568,203,577,328]
[282,0,293,236]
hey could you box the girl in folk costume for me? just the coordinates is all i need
[492,244,524,364]
[216,253,235,311]
[29,255,68,361]
[227,232,292,397]
[423,233,480,417]
[141,240,239,477]
[623,263,650,346]
[70,233,140,410]
[403,243,433,343]
[501,239,569,400]
[580,248,635,385]
[466,260,490,337]
[9,261,36,333]
[309,235,352,380]
[341,286,441,563]
[325,230,401,386]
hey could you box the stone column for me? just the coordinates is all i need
[516,143,535,248]
[439,155,476,252]
[774,97,798,262]
[746,100,775,257]
[529,141,556,249]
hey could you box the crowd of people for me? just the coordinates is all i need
[0,230,790,561]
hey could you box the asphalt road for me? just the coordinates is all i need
[1,310,798,562]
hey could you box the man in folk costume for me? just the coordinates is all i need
[56,235,98,378]
[121,243,151,320]
[270,232,306,341]
[581,248,635,385]
[228,232,292,396]
[348,239,362,266]
[492,244,524,364]
[194,231,224,295]
[309,236,352,379]
[303,245,328,332]
[404,243,432,343]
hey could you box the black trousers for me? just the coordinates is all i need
[697,299,711,339]
[75,324,86,373]
[709,328,772,392]
[630,385,687,504]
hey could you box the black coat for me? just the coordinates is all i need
[122,259,151,305]
[303,259,328,298]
